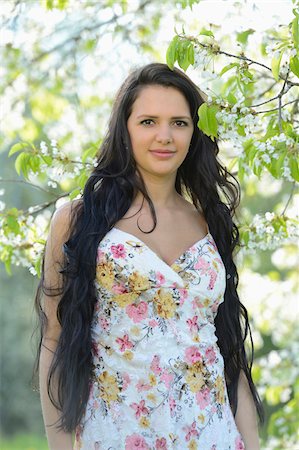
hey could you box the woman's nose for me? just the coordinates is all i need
[156,126,173,144]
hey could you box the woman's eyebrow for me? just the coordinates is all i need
[136,114,192,119]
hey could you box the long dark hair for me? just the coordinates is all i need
[34,62,264,432]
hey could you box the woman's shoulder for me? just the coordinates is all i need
[50,198,83,236]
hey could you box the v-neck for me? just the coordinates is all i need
[111,227,211,270]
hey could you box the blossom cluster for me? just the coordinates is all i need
[242,212,298,251]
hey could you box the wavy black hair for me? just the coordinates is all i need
[34,62,263,432]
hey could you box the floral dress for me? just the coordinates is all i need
[74,228,245,450]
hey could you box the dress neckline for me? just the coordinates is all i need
[111,227,211,270]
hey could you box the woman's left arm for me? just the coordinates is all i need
[235,371,260,450]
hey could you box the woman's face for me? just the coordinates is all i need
[127,84,194,180]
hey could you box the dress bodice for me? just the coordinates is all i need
[74,228,244,450]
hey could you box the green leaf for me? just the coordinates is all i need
[199,29,214,38]
[29,155,41,173]
[77,172,89,189]
[187,43,194,66]
[219,63,239,77]
[8,142,30,157]
[274,149,287,177]
[292,16,299,51]
[82,146,98,163]
[166,36,179,69]
[226,92,237,105]
[290,56,299,78]
[197,103,219,141]
[236,29,255,45]
[6,215,20,235]
[69,187,82,200]
[15,152,31,178]
[45,0,54,9]
[177,39,191,71]
[271,51,283,81]
[4,258,12,276]
[34,254,43,278]
[290,156,299,181]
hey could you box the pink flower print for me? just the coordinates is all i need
[150,355,162,375]
[186,316,199,334]
[196,387,210,409]
[155,437,168,449]
[194,257,210,273]
[130,399,149,419]
[185,346,202,365]
[125,434,149,450]
[183,421,199,442]
[116,334,133,352]
[235,436,245,450]
[169,396,176,415]
[111,243,126,258]
[112,283,128,294]
[99,317,109,331]
[192,296,204,310]
[178,288,188,305]
[156,271,166,286]
[91,341,100,358]
[122,372,131,391]
[149,319,158,328]
[205,346,216,364]
[136,380,152,392]
[126,301,148,323]
[208,269,217,290]
[160,370,174,389]
[96,248,105,263]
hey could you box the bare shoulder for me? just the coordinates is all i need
[50,198,82,238]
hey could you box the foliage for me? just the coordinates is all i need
[0,433,48,450]
[0,0,298,448]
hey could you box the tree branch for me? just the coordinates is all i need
[281,182,297,216]
[254,99,298,115]
[0,178,57,196]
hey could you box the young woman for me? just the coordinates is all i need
[36,62,263,450]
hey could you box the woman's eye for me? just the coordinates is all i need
[175,120,188,127]
[141,119,154,126]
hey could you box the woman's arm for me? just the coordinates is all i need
[39,203,74,450]
[235,371,260,450]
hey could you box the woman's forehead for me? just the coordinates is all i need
[130,85,191,117]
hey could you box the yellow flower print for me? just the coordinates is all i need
[96,261,115,290]
[203,298,210,308]
[188,440,198,450]
[149,374,157,386]
[139,416,150,428]
[212,260,218,270]
[214,375,225,404]
[153,288,176,319]
[128,271,150,292]
[186,362,206,392]
[112,292,139,307]
[130,326,141,336]
[123,351,134,360]
[171,263,181,273]
[98,371,119,405]
[147,393,157,403]
[197,413,205,424]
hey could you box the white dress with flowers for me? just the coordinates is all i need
[74,228,245,450]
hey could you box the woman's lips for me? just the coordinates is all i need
[149,150,175,158]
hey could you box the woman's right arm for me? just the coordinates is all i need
[39,202,75,450]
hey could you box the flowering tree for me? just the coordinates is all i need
[0,0,298,447]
